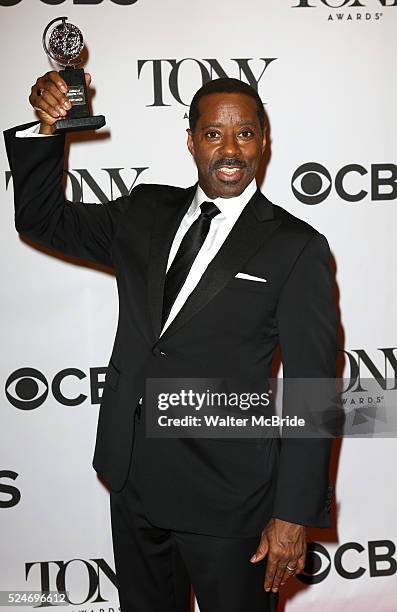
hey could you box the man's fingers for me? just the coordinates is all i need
[27,68,93,134]
[260,518,306,591]
[250,549,267,562]
[42,79,70,107]
[31,92,61,119]
[28,68,93,138]
[279,563,298,586]
[250,534,269,562]
[294,553,306,575]
[41,70,68,93]
[268,562,290,592]
[263,556,280,591]
[30,95,60,120]
[29,71,74,133]
[33,81,70,113]
[38,90,68,118]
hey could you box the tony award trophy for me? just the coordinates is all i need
[42,16,105,133]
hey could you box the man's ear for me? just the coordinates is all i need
[187,128,195,157]
[261,130,267,154]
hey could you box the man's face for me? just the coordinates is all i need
[187,92,266,199]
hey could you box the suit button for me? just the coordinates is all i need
[152,347,166,357]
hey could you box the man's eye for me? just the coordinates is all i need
[206,131,220,139]
[239,130,254,138]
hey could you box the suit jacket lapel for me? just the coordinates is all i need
[147,184,197,340]
[159,189,281,341]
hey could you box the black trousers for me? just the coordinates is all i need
[109,408,278,612]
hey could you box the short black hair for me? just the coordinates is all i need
[189,77,265,133]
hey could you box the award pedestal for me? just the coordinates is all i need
[55,67,105,133]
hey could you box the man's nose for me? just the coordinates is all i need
[221,134,240,158]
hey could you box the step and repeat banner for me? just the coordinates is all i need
[1,1,396,611]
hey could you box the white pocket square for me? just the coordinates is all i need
[235,272,267,283]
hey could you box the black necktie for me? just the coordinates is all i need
[162,201,220,327]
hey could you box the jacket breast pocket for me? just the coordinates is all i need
[105,360,121,391]
[225,276,269,294]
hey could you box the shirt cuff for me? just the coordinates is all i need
[15,124,56,138]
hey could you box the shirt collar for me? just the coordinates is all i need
[187,179,257,220]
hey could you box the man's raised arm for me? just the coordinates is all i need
[4,71,134,267]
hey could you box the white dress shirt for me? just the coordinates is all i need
[16,124,258,335]
[16,124,52,138]
[161,180,257,334]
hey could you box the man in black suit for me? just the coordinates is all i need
[4,73,338,612]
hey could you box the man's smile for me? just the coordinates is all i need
[215,165,245,182]
[211,158,247,184]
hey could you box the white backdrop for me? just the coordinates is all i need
[1,1,397,611]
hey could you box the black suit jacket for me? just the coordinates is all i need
[4,122,338,537]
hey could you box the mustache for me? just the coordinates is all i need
[210,158,247,171]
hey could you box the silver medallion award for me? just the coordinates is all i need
[42,16,105,133]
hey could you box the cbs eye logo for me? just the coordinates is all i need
[6,368,48,410]
[298,542,331,584]
[5,366,105,409]
[292,163,332,205]
[292,161,397,204]
[298,539,397,583]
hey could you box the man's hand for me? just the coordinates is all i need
[29,71,91,135]
[250,517,306,593]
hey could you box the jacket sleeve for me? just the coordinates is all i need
[4,121,137,267]
[272,231,339,528]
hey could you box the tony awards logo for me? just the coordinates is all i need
[42,16,105,133]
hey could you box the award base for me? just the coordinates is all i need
[55,67,106,133]
[55,115,106,133]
